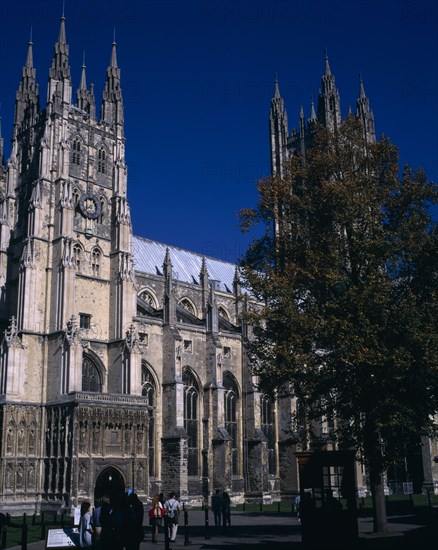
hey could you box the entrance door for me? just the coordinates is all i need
[94,467,125,503]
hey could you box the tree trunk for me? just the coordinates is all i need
[369,462,388,533]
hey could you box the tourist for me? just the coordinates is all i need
[211,489,223,527]
[126,493,144,550]
[164,491,181,542]
[222,491,231,526]
[149,494,164,543]
[79,501,93,548]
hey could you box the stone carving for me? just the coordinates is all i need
[79,462,87,488]
[65,314,82,345]
[27,463,35,487]
[92,424,100,454]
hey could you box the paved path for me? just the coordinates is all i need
[6,510,434,549]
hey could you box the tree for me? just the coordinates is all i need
[239,118,438,533]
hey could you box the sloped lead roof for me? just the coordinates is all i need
[132,235,236,294]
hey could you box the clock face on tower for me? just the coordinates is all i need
[78,193,101,220]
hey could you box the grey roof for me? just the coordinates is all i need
[132,236,237,294]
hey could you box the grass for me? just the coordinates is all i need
[1,514,74,548]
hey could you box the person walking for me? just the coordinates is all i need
[125,493,144,550]
[92,495,110,549]
[149,494,164,543]
[211,489,223,527]
[221,492,231,527]
[164,491,181,542]
[79,502,93,548]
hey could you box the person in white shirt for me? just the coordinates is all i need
[164,491,181,542]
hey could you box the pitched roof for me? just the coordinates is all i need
[132,235,237,294]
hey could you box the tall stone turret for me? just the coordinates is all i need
[355,76,375,143]
[317,52,342,132]
[269,79,288,177]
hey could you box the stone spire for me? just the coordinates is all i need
[14,37,40,134]
[49,15,71,82]
[309,96,317,123]
[163,248,175,325]
[47,15,72,107]
[317,51,341,132]
[269,76,289,176]
[101,39,124,129]
[355,75,375,143]
[76,53,96,118]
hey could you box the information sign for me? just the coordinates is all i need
[46,528,80,549]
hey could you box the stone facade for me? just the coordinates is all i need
[0,17,299,513]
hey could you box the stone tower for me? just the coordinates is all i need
[0,16,147,513]
[269,53,376,172]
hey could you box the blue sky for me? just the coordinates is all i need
[0,0,437,264]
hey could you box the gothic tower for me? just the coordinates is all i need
[269,54,376,175]
[0,16,147,513]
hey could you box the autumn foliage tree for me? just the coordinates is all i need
[240,118,438,532]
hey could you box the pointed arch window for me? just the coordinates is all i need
[224,373,239,475]
[142,365,156,477]
[97,148,106,174]
[179,298,196,316]
[91,248,101,277]
[82,356,102,392]
[183,370,199,476]
[139,289,157,309]
[73,244,82,272]
[261,395,276,475]
[72,139,81,165]
[218,306,230,321]
[98,197,106,224]
[73,189,80,217]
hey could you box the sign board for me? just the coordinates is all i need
[46,528,80,549]
[73,506,81,526]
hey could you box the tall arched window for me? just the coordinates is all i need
[99,197,106,224]
[261,395,276,475]
[223,372,239,476]
[73,244,82,272]
[72,138,81,165]
[82,356,102,392]
[142,365,156,477]
[97,147,106,174]
[73,189,80,217]
[91,248,101,277]
[183,370,199,476]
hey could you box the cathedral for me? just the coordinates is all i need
[0,16,436,515]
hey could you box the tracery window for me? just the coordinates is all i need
[139,289,157,309]
[97,147,106,174]
[183,370,199,476]
[224,372,239,476]
[179,298,196,316]
[91,248,101,277]
[218,306,229,321]
[142,365,156,476]
[261,395,276,475]
[82,356,102,392]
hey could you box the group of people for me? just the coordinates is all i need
[80,488,232,547]
[211,489,231,527]
[148,491,182,543]
[79,492,144,549]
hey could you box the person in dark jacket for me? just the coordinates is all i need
[125,493,144,550]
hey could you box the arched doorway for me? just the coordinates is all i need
[94,467,125,503]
